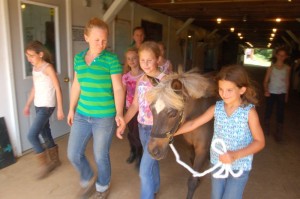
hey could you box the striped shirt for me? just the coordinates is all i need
[74,49,122,117]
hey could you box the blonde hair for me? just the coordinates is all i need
[84,17,109,35]
[123,47,139,73]
[146,72,211,111]
[216,65,258,105]
[139,41,161,59]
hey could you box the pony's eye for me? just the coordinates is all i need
[167,109,178,118]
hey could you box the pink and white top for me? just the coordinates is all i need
[159,59,172,74]
[122,71,144,108]
[137,73,165,125]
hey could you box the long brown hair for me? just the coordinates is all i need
[216,65,258,105]
[26,40,53,64]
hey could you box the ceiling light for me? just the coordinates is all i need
[239,36,243,39]
[271,33,275,37]
[230,27,235,32]
[276,18,281,22]
[21,4,26,9]
[270,37,273,41]
[237,33,242,37]
[272,28,277,33]
[243,15,247,22]
[217,18,222,24]
[188,35,192,38]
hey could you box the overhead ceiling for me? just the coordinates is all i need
[132,0,300,48]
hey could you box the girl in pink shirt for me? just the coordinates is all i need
[122,47,144,167]
[117,41,166,199]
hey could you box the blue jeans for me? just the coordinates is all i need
[265,94,285,123]
[211,170,250,199]
[138,123,160,199]
[67,112,115,192]
[27,106,56,153]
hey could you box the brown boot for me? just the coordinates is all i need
[48,145,61,168]
[36,151,55,179]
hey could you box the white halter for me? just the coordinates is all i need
[169,138,243,178]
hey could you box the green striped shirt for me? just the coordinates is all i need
[74,49,122,117]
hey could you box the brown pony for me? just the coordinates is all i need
[146,71,216,199]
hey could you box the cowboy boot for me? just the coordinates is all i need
[47,145,61,168]
[126,148,136,164]
[35,151,54,179]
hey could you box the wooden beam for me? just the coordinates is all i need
[286,30,300,45]
[217,34,230,45]
[206,29,218,38]
[281,36,292,48]
[103,0,128,24]
[176,18,195,35]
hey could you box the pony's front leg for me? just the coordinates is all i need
[186,147,209,199]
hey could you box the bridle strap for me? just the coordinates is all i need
[151,111,184,144]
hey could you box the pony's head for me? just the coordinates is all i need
[147,72,212,160]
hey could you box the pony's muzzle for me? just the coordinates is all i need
[148,137,169,160]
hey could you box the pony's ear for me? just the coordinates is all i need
[171,79,182,91]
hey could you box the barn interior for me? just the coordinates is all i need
[1,0,300,199]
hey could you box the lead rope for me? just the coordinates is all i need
[169,138,243,178]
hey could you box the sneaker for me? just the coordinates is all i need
[91,188,110,199]
[76,176,97,199]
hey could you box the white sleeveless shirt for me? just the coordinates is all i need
[32,63,56,107]
[268,65,288,94]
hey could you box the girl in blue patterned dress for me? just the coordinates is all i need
[176,65,265,199]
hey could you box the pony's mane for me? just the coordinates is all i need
[146,72,211,111]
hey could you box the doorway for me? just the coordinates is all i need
[9,0,70,152]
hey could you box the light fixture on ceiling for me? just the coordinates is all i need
[270,37,274,41]
[188,35,192,38]
[267,43,272,48]
[239,36,244,39]
[243,15,247,22]
[272,28,277,33]
[237,32,242,37]
[217,18,222,24]
[276,18,281,22]
[230,27,235,32]
[21,4,26,9]
[271,33,275,37]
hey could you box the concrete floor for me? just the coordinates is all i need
[1,66,300,199]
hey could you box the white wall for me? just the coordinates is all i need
[71,0,105,57]
[0,0,21,156]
